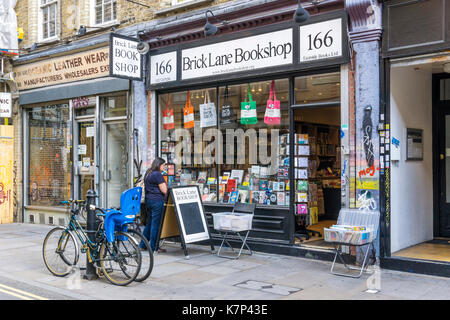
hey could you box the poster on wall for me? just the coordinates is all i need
[406,128,423,160]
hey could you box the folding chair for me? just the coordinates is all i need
[326,209,380,278]
[215,203,256,260]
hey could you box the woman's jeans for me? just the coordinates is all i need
[141,199,165,252]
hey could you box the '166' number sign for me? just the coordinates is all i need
[150,51,177,85]
[300,18,342,63]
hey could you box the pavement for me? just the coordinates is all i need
[0,223,449,300]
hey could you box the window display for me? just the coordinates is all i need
[27,104,72,206]
[158,79,290,206]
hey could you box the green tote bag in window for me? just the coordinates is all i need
[240,84,257,125]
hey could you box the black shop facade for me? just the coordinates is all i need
[146,10,350,257]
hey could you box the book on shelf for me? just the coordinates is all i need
[250,191,259,204]
[297,192,308,202]
[230,169,244,184]
[277,192,285,206]
[227,179,237,193]
[297,204,308,215]
[297,180,308,192]
[229,191,239,204]
[238,189,249,203]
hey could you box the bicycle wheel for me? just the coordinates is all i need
[99,231,141,286]
[126,229,154,282]
[42,227,79,277]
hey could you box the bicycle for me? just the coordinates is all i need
[42,199,142,286]
[96,187,154,282]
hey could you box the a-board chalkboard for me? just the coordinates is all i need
[157,185,214,258]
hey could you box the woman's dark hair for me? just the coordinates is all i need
[144,157,166,180]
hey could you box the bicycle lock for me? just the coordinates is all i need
[84,189,99,280]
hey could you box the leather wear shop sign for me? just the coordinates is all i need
[14,47,110,90]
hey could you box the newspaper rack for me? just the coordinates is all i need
[324,209,380,278]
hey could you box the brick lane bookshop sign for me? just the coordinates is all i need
[149,16,344,86]
[110,34,143,81]
[14,47,110,90]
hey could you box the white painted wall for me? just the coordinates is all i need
[390,65,434,253]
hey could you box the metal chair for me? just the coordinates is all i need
[326,209,380,278]
[215,203,256,260]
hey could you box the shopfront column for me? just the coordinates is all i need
[346,0,383,256]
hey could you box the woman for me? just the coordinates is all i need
[141,157,168,253]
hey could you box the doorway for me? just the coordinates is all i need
[434,74,450,239]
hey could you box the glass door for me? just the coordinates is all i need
[104,122,128,208]
[76,120,96,200]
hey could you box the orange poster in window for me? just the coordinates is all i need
[0,125,14,224]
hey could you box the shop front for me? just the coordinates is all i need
[147,9,350,256]
[381,0,450,277]
[14,46,133,225]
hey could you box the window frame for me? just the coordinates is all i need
[91,0,118,27]
[38,0,59,43]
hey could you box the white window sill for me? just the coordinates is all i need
[91,20,119,30]
[156,0,213,15]
[38,36,60,45]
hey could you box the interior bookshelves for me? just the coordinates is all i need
[294,121,341,241]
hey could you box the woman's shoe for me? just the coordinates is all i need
[157,248,167,253]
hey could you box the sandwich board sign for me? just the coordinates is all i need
[157,185,215,259]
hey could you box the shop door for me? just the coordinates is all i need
[103,121,128,208]
[436,75,450,238]
[76,120,96,200]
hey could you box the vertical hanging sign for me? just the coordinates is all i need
[110,33,143,81]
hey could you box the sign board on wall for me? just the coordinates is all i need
[0,93,12,118]
[14,47,110,91]
[147,11,348,90]
[109,34,143,81]
[299,18,342,63]
[181,29,293,80]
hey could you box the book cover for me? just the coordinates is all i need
[239,189,249,203]
[297,180,308,192]
[259,192,266,204]
[167,164,175,176]
[207,177,216,185]
[230,170,244,184]
[278,182,285,191]
[229,191,239,204]
[269,192,277,205]
[297,192,308,202]
[167,176,174,187]
[227,179,236,193]
[250,191,259,204]
[259,180,268,191]
[277,192,285,206]
[223,192,230,203]
[297,204,308,215]
[273,182,279,192]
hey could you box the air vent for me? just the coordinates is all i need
[49,217,54,225]
[58,218,65,226]
[29,214,34,223]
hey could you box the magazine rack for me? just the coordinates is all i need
[213,203,256,260]
[325,209,380,278]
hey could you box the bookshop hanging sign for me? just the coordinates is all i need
[148,10,348,89]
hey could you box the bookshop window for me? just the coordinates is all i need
[217,79,290,206]
[27,104,72,207]
[294,72,340,104]
[158,88,218,202]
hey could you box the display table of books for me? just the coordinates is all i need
[325,209,380,278]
